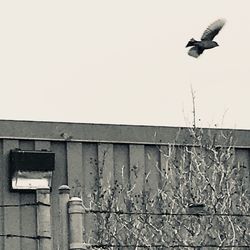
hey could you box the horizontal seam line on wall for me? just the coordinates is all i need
[0,136,249,148]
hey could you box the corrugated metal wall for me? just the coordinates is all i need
[64,142,250,248]
[0,139,52,250]
[0,125,249,249]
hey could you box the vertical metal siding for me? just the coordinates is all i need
[98,143,114,203]
[129,145,145,212]
[0,140,3,250]
[3,139,21,250]
[113,144,129,211]
[144,145,161,212]
[113,144,130,250]
[0,139,68,250]
[0,138,249,249]
[19,140,37,250]
[50,141,67,250]
[82,143,98,244]
[67,142,84,197]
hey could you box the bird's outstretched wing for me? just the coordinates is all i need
[201,19,226,41]
[188,46,204,58]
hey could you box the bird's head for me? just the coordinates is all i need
[214,42,219,47]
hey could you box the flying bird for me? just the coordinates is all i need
[186,19,226,58]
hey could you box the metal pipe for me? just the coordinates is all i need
[36,188,52,250]
[68,197,86,250]
[58,185,70,250]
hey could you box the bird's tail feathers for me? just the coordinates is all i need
[186,38,197,47]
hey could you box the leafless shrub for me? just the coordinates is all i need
[83,127,250,249]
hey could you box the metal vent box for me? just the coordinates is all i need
[10,149,55,190]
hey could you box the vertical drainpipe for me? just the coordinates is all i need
[58,185,71,250]
[36,188,52,250]
[68,197,85,250]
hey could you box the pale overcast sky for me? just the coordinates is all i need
[0,1,249,129]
